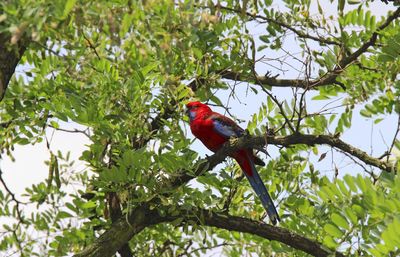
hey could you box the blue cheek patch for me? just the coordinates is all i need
[188,111,196,121]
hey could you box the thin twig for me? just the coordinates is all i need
[387,111,400,162]
[206,4,341,46]
[48,124,91,138]
[218,7,400,90]
[337,149,378,182]
[82,33,101,59]
[0,168,26,222]
[185,242,234,256]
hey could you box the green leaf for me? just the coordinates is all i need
[360,109,371,117]
[357,9,364,25]
[344,175,358,192]
[331,213,349,230]
[57,211,73,219]
[355,174,367,192]
[348,0,361,4]
[324,223,344,238]
[323,235,337,248]
[257,45,268,51]
[394,139,400,150]
[121,13,133,36]
[352,204,365,218]
[336,179,349,197]
[312,94,330,100]
[49,120,59,129]
[259,35,270,43]
[365,11,371,28]
[62,0,76,19]
[81,201,96,209]
[344,207,358,224]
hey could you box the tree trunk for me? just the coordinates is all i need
[0,33,27,101]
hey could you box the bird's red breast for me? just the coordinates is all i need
[189,108,228,152]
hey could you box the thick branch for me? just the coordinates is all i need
[73,205,155,257]
[74,204,344,257]
[207,133,392,173]
[172,132,393,188]
[168,133,393,196]
[106,192,133,257]
[0,33,28,101]
[188,208,345,257]
[267,134,393,173]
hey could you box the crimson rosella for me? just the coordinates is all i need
[186,101,280,225]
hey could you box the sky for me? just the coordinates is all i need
[0,1,398,256]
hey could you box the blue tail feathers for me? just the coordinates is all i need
[243,153,280,225]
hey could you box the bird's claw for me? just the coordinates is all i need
[256,147,271,158]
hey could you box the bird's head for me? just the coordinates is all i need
[186,101,211,121]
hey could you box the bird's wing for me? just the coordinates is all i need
[209,113,244,138]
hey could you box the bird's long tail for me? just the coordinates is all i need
[236,151,280,225]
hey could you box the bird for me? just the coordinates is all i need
[186,101,280,225]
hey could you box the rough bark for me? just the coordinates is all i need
[107,192,133,257]
[73,204,345,257]
[0,33,28,101]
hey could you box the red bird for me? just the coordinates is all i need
[186,101,280,225]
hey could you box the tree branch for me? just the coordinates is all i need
[209,4,341,46]
[0,120,13,128]
[266,134,394,173]
[106,192,133,257]
[338,7,400,69]
[169,132,393,187]
[74,130,392,257]
[74,203,345,257]
[185,208,345,257]
[0,168,25,223]
[219,69,320,90]
[218,7,400,90]
[0,33,28,101]
[73,204,153,257]
[48,124,91,138]
[209,133,392,173]
[73,9,400,251]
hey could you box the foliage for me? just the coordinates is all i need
[0,0,399,256]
